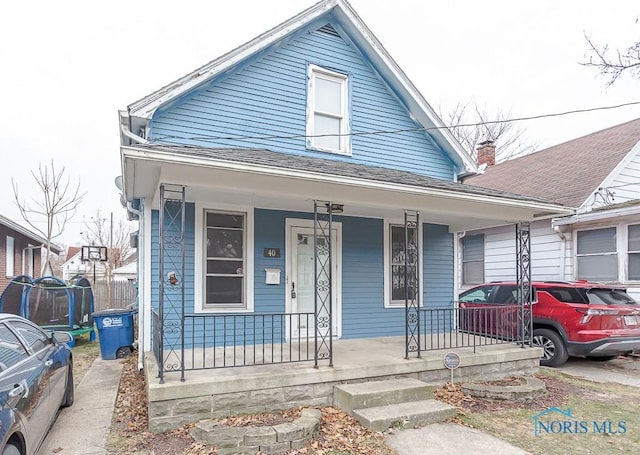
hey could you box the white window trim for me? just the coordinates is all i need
[573,223,640,284]
[194,202,254,313]
[306,63,351,155]
[6,236,14,277]
[383,219,424,308]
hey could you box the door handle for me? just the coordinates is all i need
[9,380,29,399]
[291,282,296,299]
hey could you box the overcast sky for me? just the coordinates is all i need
[1,0,639,247]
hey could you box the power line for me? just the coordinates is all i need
[149,100,640,144]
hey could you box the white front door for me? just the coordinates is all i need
[287,220,341,340]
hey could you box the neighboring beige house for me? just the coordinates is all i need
[0,214,62,291]
[459,118,640,301]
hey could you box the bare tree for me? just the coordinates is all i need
[440,102,539,163]
[12,160,84,275]
[81,210,136,283]
[582,29,640,86]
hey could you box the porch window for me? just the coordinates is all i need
[629,224,640,280]
[204,211,246,309]
[306,64,350,155]
[388,224,418,306]
[576,227,617,281]
[462,235,484,285]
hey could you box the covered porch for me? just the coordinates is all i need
[144,335,542,432]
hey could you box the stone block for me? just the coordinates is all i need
[290,436,312,450]
[191,423,245,446]
[250,388,284,405]
[259,441,291,454]
[149,412,211,433]
[273,422,304,442]
[172,396,212,414]
[243,426,276,446]
[294,417,320,437]
[301,408,322,420]
[282,385,315,401]
[213,392,251,410]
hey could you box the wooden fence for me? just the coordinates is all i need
[92,280,137,311]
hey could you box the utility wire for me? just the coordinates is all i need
[149,100,640,144]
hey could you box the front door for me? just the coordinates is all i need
[287,221,341,340]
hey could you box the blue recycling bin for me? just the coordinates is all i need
[93,308,136,360]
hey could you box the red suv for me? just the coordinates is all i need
[459,281,640,367]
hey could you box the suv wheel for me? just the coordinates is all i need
[533,328,569,367]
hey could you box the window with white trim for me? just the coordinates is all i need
[388,224,418,306]
[204,211,246,309]
[462,235,484,285]
[306,64,350,154]
[576,227,617,281]
[628,224,640,281]
[6,236,14,277]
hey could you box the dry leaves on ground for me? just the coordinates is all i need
[109,356,394,454]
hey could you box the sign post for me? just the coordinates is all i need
[443,352,461,384]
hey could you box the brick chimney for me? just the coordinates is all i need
[476,140,496,167]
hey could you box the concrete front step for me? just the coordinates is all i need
[334,378,435,412]
[353,399,458,432]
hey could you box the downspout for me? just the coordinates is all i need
[121,123,148,145]
[127,202,145,371]
[553,226,567,281]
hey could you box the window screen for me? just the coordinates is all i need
[576,228,617,281]
[629,224,640,280]
[462,235,484,285]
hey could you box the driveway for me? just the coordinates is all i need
[553,355,640,387]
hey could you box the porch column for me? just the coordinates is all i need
[313,201,335,367]
[404,211,421,358]
[157,183,187,383]
[516,222,533,347]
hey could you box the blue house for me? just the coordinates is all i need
[118,0,569,431]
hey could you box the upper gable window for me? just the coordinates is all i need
[306,64,350,155]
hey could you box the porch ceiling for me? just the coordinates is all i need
[121,145,572,232]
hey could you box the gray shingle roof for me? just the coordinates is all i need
[135,144,558,205]
[465,118,640,208]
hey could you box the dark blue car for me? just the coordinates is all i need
[0,314,73,455]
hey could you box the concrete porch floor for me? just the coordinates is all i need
[144,336,543,432]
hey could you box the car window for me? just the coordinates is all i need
[10,321,49,353]
[0,324,30,370]
[586,289,636,305]
[492,285,537,304]
[546,287,585,303]
[460,286,493,303]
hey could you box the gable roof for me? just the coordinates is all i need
[66,246,81,262]
[465,118,640,208]
[0,214,62,254]
[122,0,477,175]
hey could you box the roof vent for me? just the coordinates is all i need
[318,24,340,37]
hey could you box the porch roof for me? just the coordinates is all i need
[121,144,573,231]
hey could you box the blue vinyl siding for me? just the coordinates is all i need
[149,23,455,180]
[151,206,455,348]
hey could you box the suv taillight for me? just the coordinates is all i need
[575,308,620,324]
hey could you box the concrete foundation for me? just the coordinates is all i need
[144,336,542,432]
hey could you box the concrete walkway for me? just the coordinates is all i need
[386,423,529,455]
[38,358,124,455]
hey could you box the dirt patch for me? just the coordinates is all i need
[71,333,101,382]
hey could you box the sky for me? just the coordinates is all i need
[1,0,639,247]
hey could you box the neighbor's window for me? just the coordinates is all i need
[306,64,350,154]
[389,224,418,305]
[6,236,14,277]
[629,224,640,281]
[204,211,246,309]
[576,227,617,281]
[462,235,484,285]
